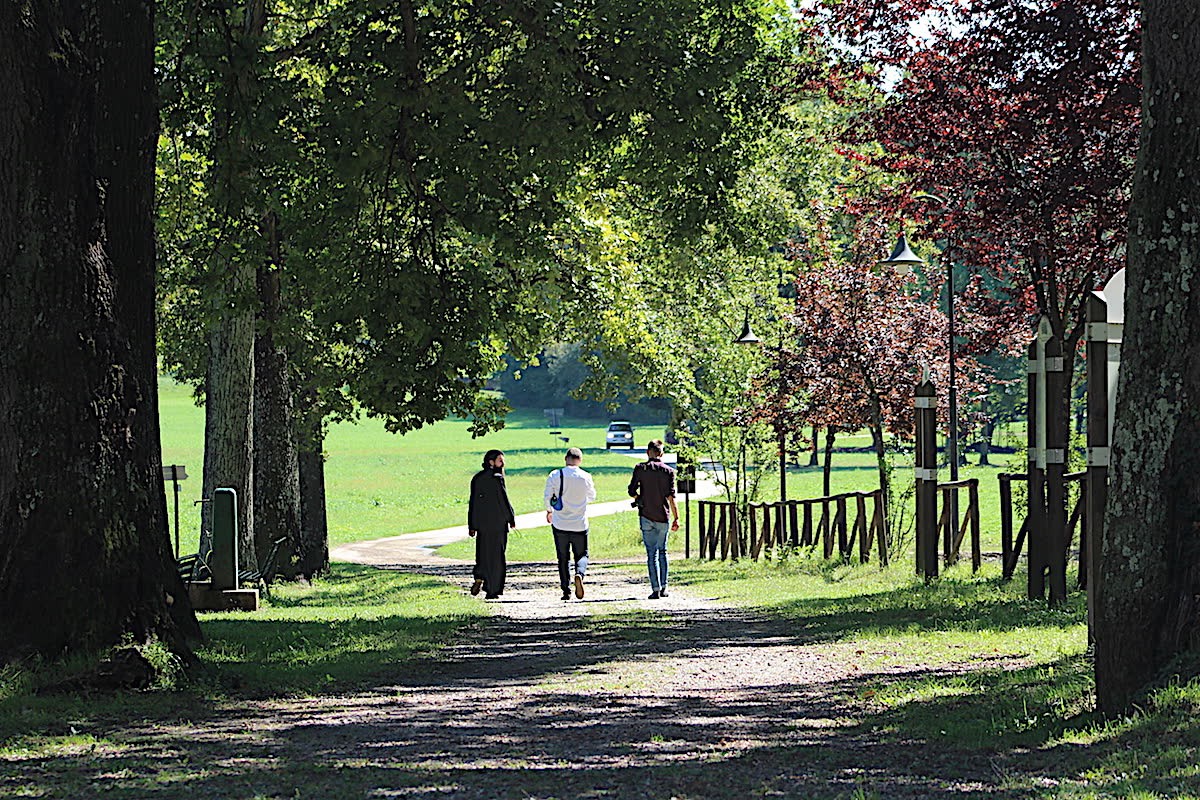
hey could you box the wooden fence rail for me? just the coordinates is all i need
[998,471,1087,584]
[698,491,888,566]
[938,478,981,573]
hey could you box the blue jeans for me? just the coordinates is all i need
[640,516,670,591]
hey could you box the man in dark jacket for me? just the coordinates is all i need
[628,439,680,599]
[468,449,516,599]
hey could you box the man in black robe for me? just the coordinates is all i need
[468,449,516,599]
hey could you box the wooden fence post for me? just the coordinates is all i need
[1085,272,1123,635]
[835,495,849,561]
[856,493,869,563]
[969,479,981,573]
[999,473,1014,579]
[821,499,834,560]
[1044,321,1069,606]
[874,491,890,566]
[1028,328,1047,600]
[915,378,939,581]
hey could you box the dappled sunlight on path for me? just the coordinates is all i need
[19,560,1040,800]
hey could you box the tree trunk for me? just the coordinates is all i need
[809,425,820,467]
[0,1,200,661]
[198,0,272,575]
[202,278,257,574]
[1095,0,1200,714]
[978,416,994,466]
[252,212,301,580]
[822,428,836,497]
[297,435,331,578]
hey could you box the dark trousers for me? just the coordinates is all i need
[473,526,508,596]
[552,527,588,592]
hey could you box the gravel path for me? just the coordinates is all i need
[82,557,1028,800]
[286,528,1027,799]
[15,522,1042,799]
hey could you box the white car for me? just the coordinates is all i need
[605,421,635,450]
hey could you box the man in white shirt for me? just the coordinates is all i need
[544,447,597,601]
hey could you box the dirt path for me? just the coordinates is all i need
[14,528,1040,799]
[76,558,1024,800]
[128,526,1034,799]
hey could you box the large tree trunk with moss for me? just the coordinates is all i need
[0,0,201,661]
[1095,0,1200,714]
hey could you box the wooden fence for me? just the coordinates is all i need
[938,478,982,572]
[697,491,888,565]
[998,470,1087,585]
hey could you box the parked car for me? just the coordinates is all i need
[605,420,635,450]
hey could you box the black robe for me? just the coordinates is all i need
[468,467,515,595]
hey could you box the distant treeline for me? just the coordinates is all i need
[493,344,670,422]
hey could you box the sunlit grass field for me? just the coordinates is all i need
[2,384,1194,799]
[161,379,1033,563]
[159,379,664,554]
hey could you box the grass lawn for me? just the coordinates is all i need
[0,384,1184,799]
[0,566,485,745]
[159,378,663,554]
[162,378,1041,563]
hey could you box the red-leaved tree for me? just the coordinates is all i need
[807,0,1139,449]
[760,214,985,519]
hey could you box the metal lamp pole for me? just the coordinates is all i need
[946,240,959,485]
[882,224,960,555]
[732,312,787,502]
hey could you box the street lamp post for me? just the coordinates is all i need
[880,230,960,488]
[734,313,788,504]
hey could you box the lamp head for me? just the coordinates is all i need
[733,312,761,346]
[879,232,925,274]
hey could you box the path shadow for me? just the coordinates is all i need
[2,564,1159,800]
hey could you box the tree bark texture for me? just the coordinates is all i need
[202,274,257,573]
[0,1,200,660]
[252,212,302,579]
[1095,0,1200,714]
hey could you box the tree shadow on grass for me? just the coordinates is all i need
[762,578,1087,642]
[0,600,1040,800]
[842,653,1200,798]
[3,565,1189,800]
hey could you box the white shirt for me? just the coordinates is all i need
[544,464,596,532]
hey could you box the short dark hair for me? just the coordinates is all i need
[646,439,664,456]
[482,449,504,468]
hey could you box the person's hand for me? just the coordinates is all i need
[468,529,477,538]
[671,519,680,531]
[510,521,517,530]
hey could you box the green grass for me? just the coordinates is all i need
[0,565,485,751]
[658,554,1199,799]
[2,556,1197,799]
[159,378,662,554]
[25,381,1180,798]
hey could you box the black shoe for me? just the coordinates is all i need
[648,591,661,600]
[561,591,571,601]
[485,594,500,600]
[470,579,483,596]
[659,588,669,598]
